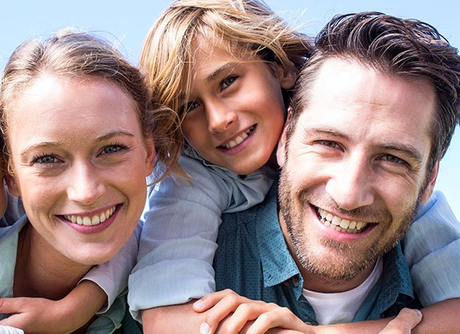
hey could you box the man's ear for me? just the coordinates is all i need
[419,159,440,204]
[277,110,291,168]
[276,65,297,90]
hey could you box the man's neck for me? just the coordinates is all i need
[300,259,377,293]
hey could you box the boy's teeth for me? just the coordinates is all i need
[317,208,369,234]
[221,126,254,149]
[64,206,116,226]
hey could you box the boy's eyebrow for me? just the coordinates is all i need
[206,63,238,83]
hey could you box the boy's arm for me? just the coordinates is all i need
[403,190,460,306]
[318,299,460,334]
[129,159,223,321]
[129,154,274,321]
[140,295,422,334]
[0,281,105,334]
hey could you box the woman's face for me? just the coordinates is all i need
[0,159,7,218]
[7,74,155,265]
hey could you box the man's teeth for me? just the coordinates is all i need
[221,126,255,149]
[64,206,116,226]
[317,208,368,233]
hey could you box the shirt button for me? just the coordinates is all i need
[292,276,299,287]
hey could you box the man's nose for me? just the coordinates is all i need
[325,155,375,211]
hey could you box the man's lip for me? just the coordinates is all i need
[314,205,375,234]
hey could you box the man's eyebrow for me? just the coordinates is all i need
[302,128,349,141]
[206,63,238,83]
[302,128,424,162]
[379,143,424,163]
[20,130,135,156]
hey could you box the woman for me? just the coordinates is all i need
[0,30,179,333]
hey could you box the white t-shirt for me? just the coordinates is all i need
[0,326,24,334]
[302,258,383,325]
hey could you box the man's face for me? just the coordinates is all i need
[277,58,439,291]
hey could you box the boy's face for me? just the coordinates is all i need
[180,41,296,175]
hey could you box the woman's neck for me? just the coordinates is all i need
[14,223,93,300]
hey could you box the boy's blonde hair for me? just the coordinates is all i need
[140,0,312,153]
[0,29,181,182]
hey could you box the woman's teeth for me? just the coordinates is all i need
[64,206,116,226]
[317,208,368,233]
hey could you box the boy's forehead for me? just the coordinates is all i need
[191,35,258,64]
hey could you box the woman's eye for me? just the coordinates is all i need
[100,144,127,155]
[32,154,60,164]
[220,76,237,90]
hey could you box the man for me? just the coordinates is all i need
[143,12,460,334]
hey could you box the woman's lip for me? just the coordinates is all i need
[60,204,122,234]
[59,203,119,217]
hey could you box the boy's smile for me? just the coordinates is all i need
[181,41,296,175]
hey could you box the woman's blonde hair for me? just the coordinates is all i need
[0,29,181,182]
[140,0,313,154]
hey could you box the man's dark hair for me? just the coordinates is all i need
[288,12,460,173]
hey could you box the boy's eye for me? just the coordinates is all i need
[220,76,238,91]
[181,101,201,115]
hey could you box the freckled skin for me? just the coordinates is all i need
[7,74,155,268]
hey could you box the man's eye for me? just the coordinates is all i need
[380,154,408,166]
[317,140,340,149]
[220,76,237,90]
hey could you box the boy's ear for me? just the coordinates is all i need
[419,159,440,204]
[5,174,21,197]
[277,110,291,167]
[276,65,297,90]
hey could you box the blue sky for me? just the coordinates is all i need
[0,0,458,217]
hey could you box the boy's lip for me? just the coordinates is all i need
[217,124,256,149]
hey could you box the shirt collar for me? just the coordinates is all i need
[255,184,414,305]
[255,184,303,296]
